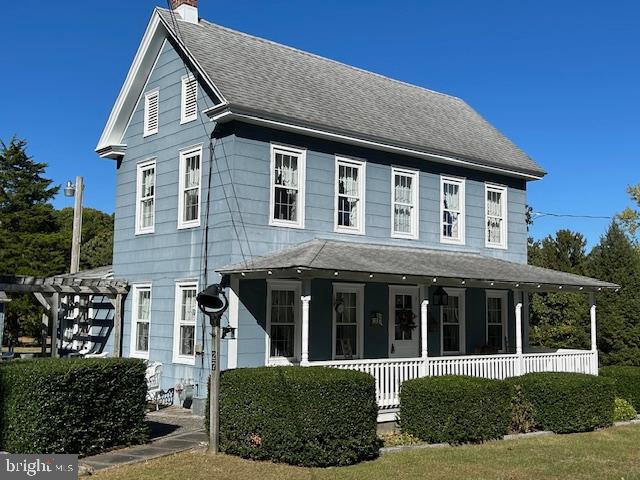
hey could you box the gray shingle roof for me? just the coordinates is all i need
[217,240,618,290]
[158,9,545,178]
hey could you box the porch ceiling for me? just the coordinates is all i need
[217,239,619,292]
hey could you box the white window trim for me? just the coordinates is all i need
[269,143,306,229]
[265,279,302,365]
[486,289,509,353]
[332,283,365,360]
[143,89,159,137]
[172,280,198,365]
[130,283,152,359]
[177,144,203,229]
[180,74,198,124]
[135,159,156,235]
[440,175,466,245]
[485,183,508,249]
[390,166,419,240]
[440,287,466,356]
[334,156,366,235]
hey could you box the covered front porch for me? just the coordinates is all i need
[219,240,618,412]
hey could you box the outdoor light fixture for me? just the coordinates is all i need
[64,180,76,197]
[334,271,339,276]
[369,273,374,279]
[402,275,407,280]
[221,326,236,339]
[433,286,448,306]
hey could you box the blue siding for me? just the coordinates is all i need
[111,36,530,382]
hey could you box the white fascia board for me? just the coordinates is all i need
[207,109,544,182]
[96,8,227,156]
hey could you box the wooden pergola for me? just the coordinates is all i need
[0,272,129,358]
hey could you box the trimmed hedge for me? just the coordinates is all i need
[0,358,148,455]
[600,366,640,411]
[217,366,379,466]
[399,376,512,444]
[512,372,615,433]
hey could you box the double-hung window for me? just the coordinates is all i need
[267,280,301,364]
[131,284,152,358]
[441,288,465,355]
[335,157,365,234]
[178,145,202,228]
[143,89,159,137]
[173,282,198,364]
[180,74,198,124]
[135,160,156,235]
[441,176,465,244]
[391,167,419,239]
[333,284,364,359]
[486,290,508,352]
[270,144,306,228]
[486,184,508,248]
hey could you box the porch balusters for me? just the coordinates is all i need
[514,291,523,376]
[420,299,429,377]
[301,295,311,366]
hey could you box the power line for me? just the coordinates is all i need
[532,211,613,220]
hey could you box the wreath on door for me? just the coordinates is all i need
[397,309,417,334]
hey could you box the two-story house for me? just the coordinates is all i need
[96,0,617,418]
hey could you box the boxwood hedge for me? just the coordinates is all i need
[217,366,379,466]
[600,366,640,411]
[398,376,512,444]
[0,358,148,455]
[512,372,615,433]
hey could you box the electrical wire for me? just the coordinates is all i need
[532,211,612,220]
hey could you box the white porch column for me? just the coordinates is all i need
[514,290,523,375]
[589,292,598,375]
[420,299,429,377]
[300,295,311,366]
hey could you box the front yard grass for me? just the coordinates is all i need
[92,424,640,480]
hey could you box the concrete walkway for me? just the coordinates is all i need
[81,407,207,472]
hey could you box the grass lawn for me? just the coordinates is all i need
[92,424,640,480]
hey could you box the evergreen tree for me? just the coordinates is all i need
[528,230,590,349]
[584,222,640,365]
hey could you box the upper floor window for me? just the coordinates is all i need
[131,284,152,358]
[335,157,365,234]
[391,167,419,239]
[173,281,198,364]
[270,144,306,228]
[135,160,155,235]
[441,176,465,244]
[486,184,508,249]
[143,89,159,137]
[180,74,198,124]
[178,145,202,229]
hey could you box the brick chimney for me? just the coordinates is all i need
[171,0,198,24]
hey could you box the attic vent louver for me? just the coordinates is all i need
[181,74,198,123]
[144,90,159,137]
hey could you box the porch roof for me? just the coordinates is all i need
[217,239,619,291]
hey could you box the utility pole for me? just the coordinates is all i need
[70,176,83,274]
[65,176,84,274]
[210,321,221,453]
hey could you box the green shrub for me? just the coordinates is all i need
[600,366,640,411]
[613,397,637,422]
[398,376,511,444]
[513,372,615,433]
[0,358,148,455]
[217,366,379,467]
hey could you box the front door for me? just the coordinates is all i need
[389,286,420,358]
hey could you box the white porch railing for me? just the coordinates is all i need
[309,350,597,410]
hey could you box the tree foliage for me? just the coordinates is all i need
[0,137,114,339]
[528,230,590,349]
[584,223,640,366]
[617,183,640,241]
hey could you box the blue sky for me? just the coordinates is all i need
[1,0,638,249]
